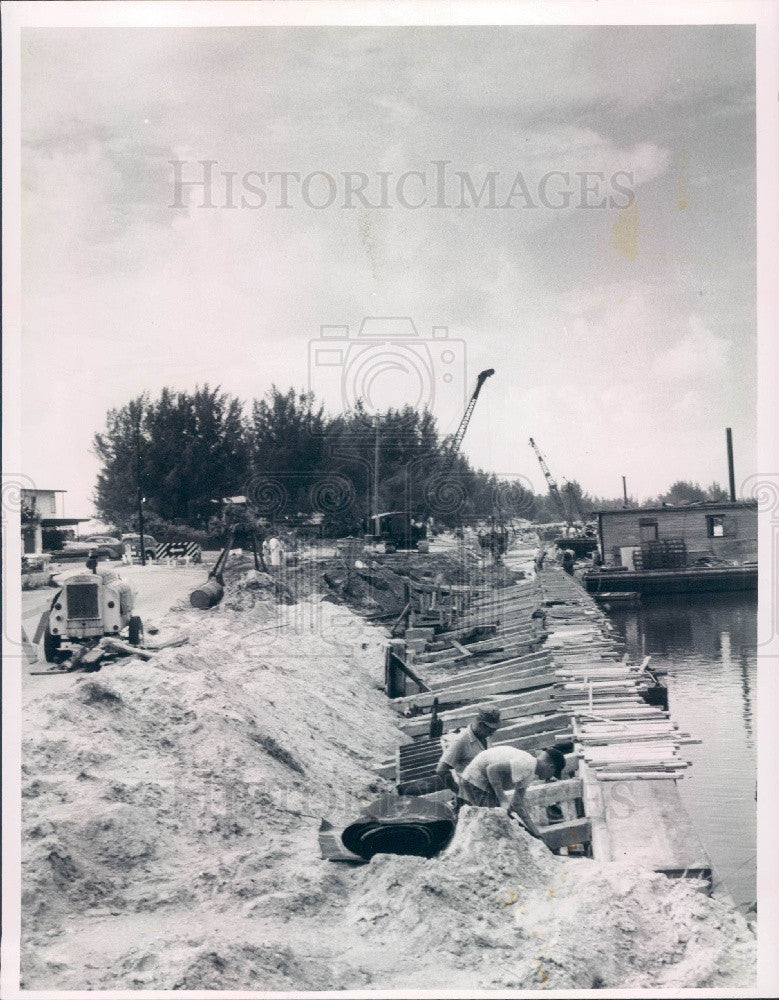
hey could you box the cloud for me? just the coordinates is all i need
[651,315,730,380]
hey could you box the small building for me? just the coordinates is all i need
[596,501,757,569]
[21,488,89,554]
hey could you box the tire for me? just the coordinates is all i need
[128,616,143,646]
[43,626,62,663]
[145,550,155,561]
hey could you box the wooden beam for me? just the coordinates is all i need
[525,778,583,808]
[536,817,592,851]
[393,670,556,714]
[397,695,559,737]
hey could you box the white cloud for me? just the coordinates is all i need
[651,315,730,380]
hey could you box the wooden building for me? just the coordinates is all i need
[21,488,88,554]
[596,501,757,568]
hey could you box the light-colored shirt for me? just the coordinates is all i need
[438,725,487,776]
[462,746,536,794]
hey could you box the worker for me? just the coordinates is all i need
[86,548,99,574]
[267,535,283,567]
[435,707,502,792]
[459,745,566,839]
[562,548,575,575]
[534,546,546,572]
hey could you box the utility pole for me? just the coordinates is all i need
[135,406,146,566]
[726,427,736,502]
[373,415,380,520]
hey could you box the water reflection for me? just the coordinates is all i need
[604,592,757,906]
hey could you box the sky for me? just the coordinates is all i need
[20,24,756,518]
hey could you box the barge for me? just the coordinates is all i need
[584,564,757,595]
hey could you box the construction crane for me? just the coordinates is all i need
[528,436,578,524]
[441,368,495,475]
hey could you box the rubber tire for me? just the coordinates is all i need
[145,550,155,561]
[43,626,62,663]
[128,616,143,646]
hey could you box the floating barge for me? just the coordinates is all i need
[583,564,757,595]
[587,501,757,596]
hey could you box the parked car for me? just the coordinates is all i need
[121,533,159,561]
[60,536,123,560]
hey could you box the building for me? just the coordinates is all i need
[596,501,757,569]
[21,488,89,554]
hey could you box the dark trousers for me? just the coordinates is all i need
[459,778,500,808]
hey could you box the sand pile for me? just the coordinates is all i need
[21,586,755,990]
[339,809,755,989]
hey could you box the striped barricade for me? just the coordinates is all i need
[154,542,202,564]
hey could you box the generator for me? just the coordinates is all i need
[43,569,142,662]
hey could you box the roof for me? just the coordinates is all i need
[21,487,68,493]
[594,501,757,516]
[41,517,90,526]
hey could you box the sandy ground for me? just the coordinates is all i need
[20,564,756,990]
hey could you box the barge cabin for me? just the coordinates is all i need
[584,501,757,595]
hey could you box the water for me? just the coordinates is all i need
[603,592,757,906]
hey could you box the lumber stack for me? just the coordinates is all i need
[379,556,571,787]
[536,567,691,783]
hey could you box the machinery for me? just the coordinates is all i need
[42,568,142,662]
[528,436,586,525]
[441,368,495,476]
[369,512,427,553]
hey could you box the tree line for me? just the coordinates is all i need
[91,385,731,542]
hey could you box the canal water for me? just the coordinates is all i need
[603,592,757,907]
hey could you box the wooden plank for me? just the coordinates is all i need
[600,779,710,871]
[536,817,592,851]
[429,651,552,689]
[397,695,559,737]
[579,760,610,860]
[493,727,572,754]
[419,638,541,668]
[525,778,583,807]
[392,670,556,713]
[489,713,570,742]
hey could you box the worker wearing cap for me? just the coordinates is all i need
[435,707,501,793]
[459,745,566,840]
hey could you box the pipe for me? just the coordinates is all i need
[190,578,225,609]
[726,427,736,502]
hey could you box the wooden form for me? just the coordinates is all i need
[537,566,713,885]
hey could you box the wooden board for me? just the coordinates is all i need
[536,817,592,851]
[525,778,583,807]
[596,776,711,873]
[397,694,558,737]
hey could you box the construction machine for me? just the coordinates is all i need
[528,437,570,523]
[42,568,142,662]
[441,368,495,476]
[528,436,597,556]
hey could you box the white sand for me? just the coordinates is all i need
[21,576,755,990]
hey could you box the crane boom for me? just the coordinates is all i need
[441,368,494,474]
[528,437,570,522]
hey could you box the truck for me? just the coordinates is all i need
[368,512,427,553]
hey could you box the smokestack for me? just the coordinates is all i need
[726,427,736,502]
[622,476,628,508]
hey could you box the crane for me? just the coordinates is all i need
[528,436,580,524]
[441,368,495,475]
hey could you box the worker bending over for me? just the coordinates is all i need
[459,746,566,840]
[435,707,501,792]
